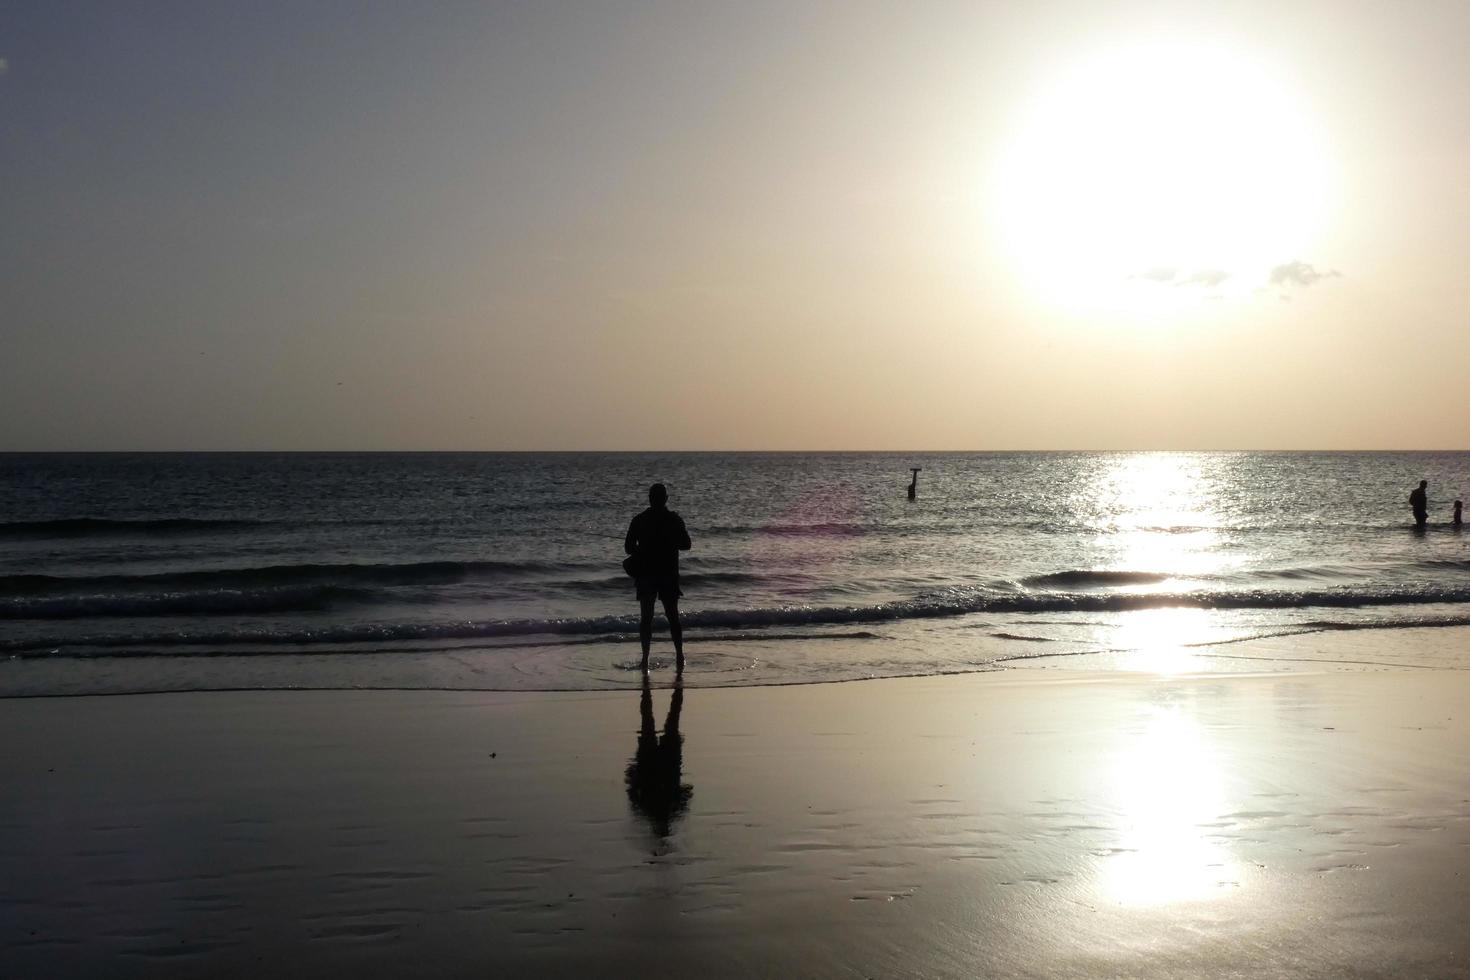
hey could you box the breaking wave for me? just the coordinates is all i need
[0,517,279,538]
[10,582,1470,652]
[0,559,598,597]
[1021,570,1174,588]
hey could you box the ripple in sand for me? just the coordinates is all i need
[7,936,82,949]
[328,870,433,881]
[123,939,244,958]
[302,906,418,922]
[309,923,401,941]
[104,927,172,940]
[229,864,303,879]
[774,841,856,853]
[849,890,915,902]
[183,895,244,912]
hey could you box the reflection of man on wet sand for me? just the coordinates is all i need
[625,677,692,841]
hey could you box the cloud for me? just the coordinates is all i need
[1135,267,1178,283]
[1132,267,1228,288]
[0,58,8,76]
[1269,261,1340,288]
[1131,262,1338,293]
[1181,269,1229,288]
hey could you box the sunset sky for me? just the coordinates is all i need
[4,1,1468,450]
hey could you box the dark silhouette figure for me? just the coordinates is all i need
[624,677,692,842]
[1454,500,1463,527]
[1410,480,1429,528]
[625,483,692,673]
[907,467,921,501]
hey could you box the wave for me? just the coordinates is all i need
[706,521,871,537]
[11,583,1470,652]
[553,569,785,593]
[7,629,889,660]
[0,564,798,613]
[1233,564,1368,583]
[4,516,1446,552]
[0,559,598,597]
[0,586,383,619]
[702,518,1443,540]
[11,551,1470,622]
[1416,559,1470,574]
[1231,558,1470,582]
[0,517,280,539]
[1021,570,1173,588]
[1021,559,1470,590]
[1297,614,1470,633]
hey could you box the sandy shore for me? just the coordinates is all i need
[3,665,1468,978]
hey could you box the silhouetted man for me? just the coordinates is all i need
[1410,480,1428,528]
[625,483,691,673]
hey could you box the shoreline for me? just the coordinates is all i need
[4,622,1467,700]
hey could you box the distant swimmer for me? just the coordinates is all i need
[1454,500,1463,527]
[624,483,692,673]
[1410,480,1429,528]
[908,467,921,501]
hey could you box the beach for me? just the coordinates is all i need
[11,0,1470,972]
[5,639,1468,978]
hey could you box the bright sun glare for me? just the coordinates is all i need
[990,37,1335,313]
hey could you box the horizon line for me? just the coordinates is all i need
[5,448,1470,455]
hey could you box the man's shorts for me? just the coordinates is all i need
[636,575,682,602]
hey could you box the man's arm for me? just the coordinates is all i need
[625,517,639,556]
[675,514,691,551]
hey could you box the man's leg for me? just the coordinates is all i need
[661,594,684,670]
[639,593,655,671]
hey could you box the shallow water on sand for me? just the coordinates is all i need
[3,451,1469,693]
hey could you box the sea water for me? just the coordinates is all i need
[2,452,1468,694]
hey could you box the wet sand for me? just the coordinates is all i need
[3,663,1469,978]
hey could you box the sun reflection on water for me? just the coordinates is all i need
[1086,453,1237,580]
[1107,608,1214,674]
[1075,454,1248,666]
[1098,703,1238,906]
[1083,461,1244,900]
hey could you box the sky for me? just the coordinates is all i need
[3,0,1468,450]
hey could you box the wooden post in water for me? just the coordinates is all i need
[908,467,921,501]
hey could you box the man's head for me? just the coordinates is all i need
[1421,480,1429,489]
[648,483,668,507]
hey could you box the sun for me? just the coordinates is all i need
[988,36,1335,313]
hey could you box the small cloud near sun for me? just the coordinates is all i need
[1269,261,1340,288]
[1182,269,1229,288]
[1135,267,1179,283]
[1131,267,1230,288]
[0,57,9,76]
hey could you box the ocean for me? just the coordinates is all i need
[2,452,1468,695]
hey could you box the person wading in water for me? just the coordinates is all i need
[625,483,691,673]
[1410,479,1429,528]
